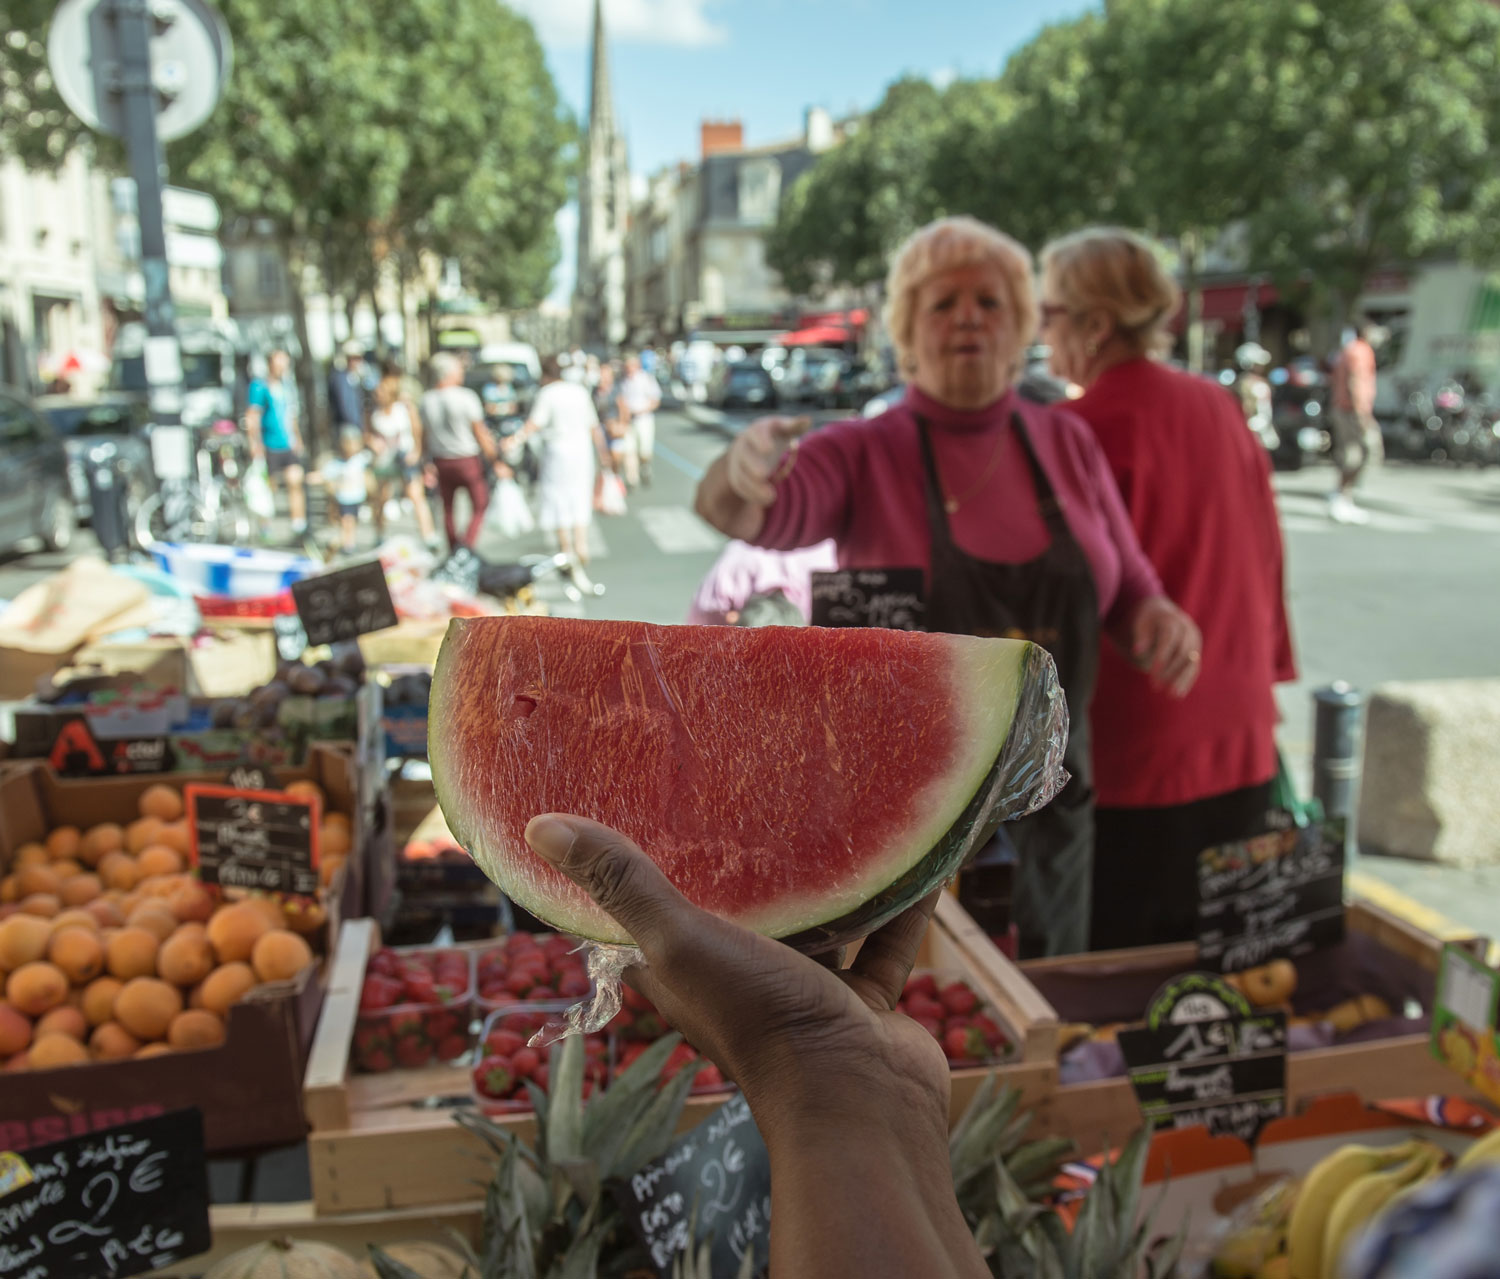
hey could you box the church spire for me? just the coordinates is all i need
[587,0,614,138]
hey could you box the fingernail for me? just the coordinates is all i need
[525,815,575,864]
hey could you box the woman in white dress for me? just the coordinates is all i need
[524,355,610,572]
[367,363,437,547]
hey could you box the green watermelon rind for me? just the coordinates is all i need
[429,622,1063,953]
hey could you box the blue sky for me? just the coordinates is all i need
[504,0,1099,302]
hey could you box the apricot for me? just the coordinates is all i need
[34,1005,87,1041]
[240,897,287,931]
[105,927,160,980]
[285,901,326,936]
[98,852,140,892]
[125,903,177,942]
[199,962,256,1017]
[81,976,123,1026]
[0,875,16,903]
[49,926,105,984]
[207,901,273,964]
[13,843,49,868]
[166,882,214,924]
[157,928,215,987]
[51,908,99,933]
[167,1008,225,1050]
[283,780,325,807]
[18,893,61,918]
[15,864,62,898]
[45,827,81,861]
[0,913,53,968]
[1241,958,1298,1008]
[86,898,126,929]
[79,823,124,866]
[30,1032,89,1069]
[136,846,185,880]
[319,820,351,858]
[135,1042,173,1058]
[320,855,347,888]
[139,783,184,822]
[50,859,85,878]
[5,1051,29,1071]
[89,1020,141,1060]
[59,874,102,907]
[124,816,164,854]
[113,977,182,1040]
[156,820,193,858]
[6,962,69,1016]
[0,1002,32,1056]
[251,930,313,984]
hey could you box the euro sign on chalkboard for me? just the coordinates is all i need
[290,559,398,647]
[615,1092,771,1278]
[809,568,926,630]
[184,783,320,897]
[0,1108,211,1278]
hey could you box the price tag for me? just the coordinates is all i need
[429,547,483,595]
[290,560,398,648]
[1118,972,1287,1144]
[273,613,309,662]
[810,568,926,630]
[0,1108,211,1279]
[1430,944,1500,1107]
[614,1092,771,1278]
[1197,819,1347,972]
[223,762,280,793]
[185,783,320,897]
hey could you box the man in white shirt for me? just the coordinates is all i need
[619,354,663,486]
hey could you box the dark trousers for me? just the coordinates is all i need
[433,455,490,549]
[1089,780,1274,951]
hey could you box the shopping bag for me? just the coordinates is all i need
[244,459,276,520]
[595,472,628,517]
[1269,747,1323,828]
[487,477,535,539]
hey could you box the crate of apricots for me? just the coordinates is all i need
[0,749,354,1152]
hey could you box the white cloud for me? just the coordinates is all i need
[929,66,957,90]
[510,0,728,48]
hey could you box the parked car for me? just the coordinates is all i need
[0,387,76,554]
[35,393,157,519]
[780,346,849,404]
[708,361,779,411]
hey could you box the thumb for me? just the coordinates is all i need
[525,814,691,956]
[771,415,814,440]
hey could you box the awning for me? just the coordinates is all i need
[775,325,853,347]
[1170,281,1279,332]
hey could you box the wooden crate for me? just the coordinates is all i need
[1020,899,1490,1154]
[301,895,1058,1215]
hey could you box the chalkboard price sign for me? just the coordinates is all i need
[1197,819,1347,973]
[290,560,398,648]
[0,1108,211,1279]
[615,1093,771,1278]
[184,783,320,897]
[810,568,926,630]
[1118,973,1288,1144]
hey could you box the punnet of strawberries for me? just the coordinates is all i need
[471,1008,609,1109]
[476,931,592,1007]
[607,986,729,1092]
[352,945,474,1073]
[898,972,1011,1066]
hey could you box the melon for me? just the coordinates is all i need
[202,1238,364,1279]
[430,617,1061,951]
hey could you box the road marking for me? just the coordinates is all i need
[654,440,706,481]
[1348,870,1479,944]
[636,506,727,555]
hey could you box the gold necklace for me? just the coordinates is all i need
[940,424,1008,514]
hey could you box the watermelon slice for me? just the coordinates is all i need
[429,617,1063,951]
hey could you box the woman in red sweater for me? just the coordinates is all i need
[695,216,1201,958]
[1039,227,1298,950]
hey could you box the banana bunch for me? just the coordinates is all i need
[1455,1124,1500,1171]
[1210,1177,1299,1278]
[1285,1140,1447,1279]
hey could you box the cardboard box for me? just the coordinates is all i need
[0,746,366,1153]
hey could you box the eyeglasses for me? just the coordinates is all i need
[1039,303,1071,327]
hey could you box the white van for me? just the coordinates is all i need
[477,342,543,386]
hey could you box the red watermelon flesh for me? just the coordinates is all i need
[429,616,1049,948]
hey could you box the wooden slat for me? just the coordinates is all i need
[302,917,377,1132]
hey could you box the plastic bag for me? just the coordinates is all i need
[525,638,1071,1046]
[487,477,535,539]
[595,471,628,517]
[244,459,275,520]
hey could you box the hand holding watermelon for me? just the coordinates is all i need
[523,812,955,1133]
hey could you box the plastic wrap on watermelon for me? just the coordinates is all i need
[427,617,1070,1043]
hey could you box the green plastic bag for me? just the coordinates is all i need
[1269,748,1323,828]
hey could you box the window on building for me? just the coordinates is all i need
[737,159,781,227]
[258,252,282,300]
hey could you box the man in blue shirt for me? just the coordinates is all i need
[246,349,307,536]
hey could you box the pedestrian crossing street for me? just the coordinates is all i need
[1276,496,1500,535]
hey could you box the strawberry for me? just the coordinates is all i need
[583,1035,607,1061]
[557,973,591,999]
[362,1046,393,1072]
[939,982,978,1016]
[606,1008,634,1035]
[943,1023,988,1062]
[662,1043,698,1080]
[359,974,404,1013]
[526,987,557,1002]
[436,1034,469,1061]
[395,1036,432,1069]
[697,1063,725,1088]
[913,1015,944,1041]
[367,949,401,978]
[971,1014,1005,1046]
[618,1041,650,1070]
[505,969,537,996]
[904,994,944,1023]
[905,972,939,1000]
[621,985,654,1012]
[389,1011,427,1041]
[485,1028,526,1057]
[473,1054,514,1098]
[534,1063,550,1091]
[512,1046,541,1078]
[402,974,439,1005]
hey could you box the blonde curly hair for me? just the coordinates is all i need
[883,216,1038,380]
[1040,227,1182,357]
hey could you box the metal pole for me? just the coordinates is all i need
[110,0,183,426]
[1313,682,1366,851]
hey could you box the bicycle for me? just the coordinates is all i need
[135,420,254,547]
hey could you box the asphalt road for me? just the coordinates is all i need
[3,408,1499,931]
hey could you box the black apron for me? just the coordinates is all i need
[916,414,1100,958]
